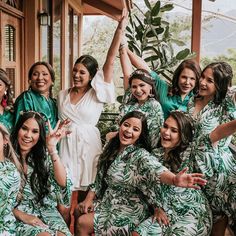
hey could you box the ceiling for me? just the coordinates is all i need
[82,0,132,20]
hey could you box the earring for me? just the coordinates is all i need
[1,91,8,107]
[149,89,154,98]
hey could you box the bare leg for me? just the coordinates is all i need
[75,212,94,236]
[211,216,228,236]
[57,203,71,226]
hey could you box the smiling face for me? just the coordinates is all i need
[29,65,53,96]
[131,78,152,104]
[119,117,142,149]
[199,67,217,100]
[17,118,40,156]
[161,116,181,151]
[72,63,91,89]
[178,68,197,96]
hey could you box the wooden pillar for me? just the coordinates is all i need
[191,0,202,63]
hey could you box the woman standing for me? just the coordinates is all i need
[75,111,207,236]
[11,111,72,236]
[187,62,236,235]
[57,15,127,192]
[0,68,14,131]
[0,124,24,236]
[14,62,58,129]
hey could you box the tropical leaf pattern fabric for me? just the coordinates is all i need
[15,156,72,236]
[90,145,167,235]
[134,147,212,236]
[187,87,236,228]
[116,89,164,150]
[0,161,21,236]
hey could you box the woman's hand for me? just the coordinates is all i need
[174,167,207,190]
[46,119,71,152]
[78,198,94,214]
[153,208,169,226]
[105,131,118,142]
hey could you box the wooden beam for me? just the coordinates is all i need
[191,0,202,63]
[83,0,122,21]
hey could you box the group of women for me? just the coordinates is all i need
[0,13,236,236]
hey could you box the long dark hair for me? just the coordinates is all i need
[28,61,55,98]
[11,111,50,205]
[160,111,194,173]
[97,111,150,198]
[169,59,201,96]
[128,69,159,101]
[199,62,233,105]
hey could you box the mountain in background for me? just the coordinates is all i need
[201,9,236,57]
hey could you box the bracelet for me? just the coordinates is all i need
[49,149,58,156]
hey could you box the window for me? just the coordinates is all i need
[5,25,15,62]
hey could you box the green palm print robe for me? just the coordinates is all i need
[134,147,212,236]
[0,161,21,236]
[14,90,58,129]
[117,90,164,150]
[187,87,236,228]
[90,145,167,235]
[0,110,14,132]
[15,157,72,236]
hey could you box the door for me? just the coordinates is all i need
[0,11,22,97]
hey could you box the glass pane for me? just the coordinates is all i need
[201,1,236,84]
[73,15,79,62]
[5,25,15,62]
[53,0,62,96]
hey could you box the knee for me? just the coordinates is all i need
[131,232,140,236]
[76,214,88,230]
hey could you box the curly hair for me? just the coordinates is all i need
[10,111,50,205]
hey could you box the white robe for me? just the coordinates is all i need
[58,70,115,190]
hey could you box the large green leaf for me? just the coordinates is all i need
[144,0,152,10]
[160,4,174,12]
[145,55,161,62]
[151,17,161,26]
[151,1,161,16]
[176,48,190,60]
[134,15,144,30]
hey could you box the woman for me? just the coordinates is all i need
[187,62,236,235]
[75,111,207,236]
[0,68,14,131]
[121,46,201,119]
[14,61,58,129]
[11,111,72,236]
[107,46,164,150]
[0,124,24,236]
[57,15,127,193]
[132,111,212,236]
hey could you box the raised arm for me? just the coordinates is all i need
[119,46,133,90]
[126,47,151,72]
[210,119,236,144]
[46,119,71,187]
[103,13,128,83]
